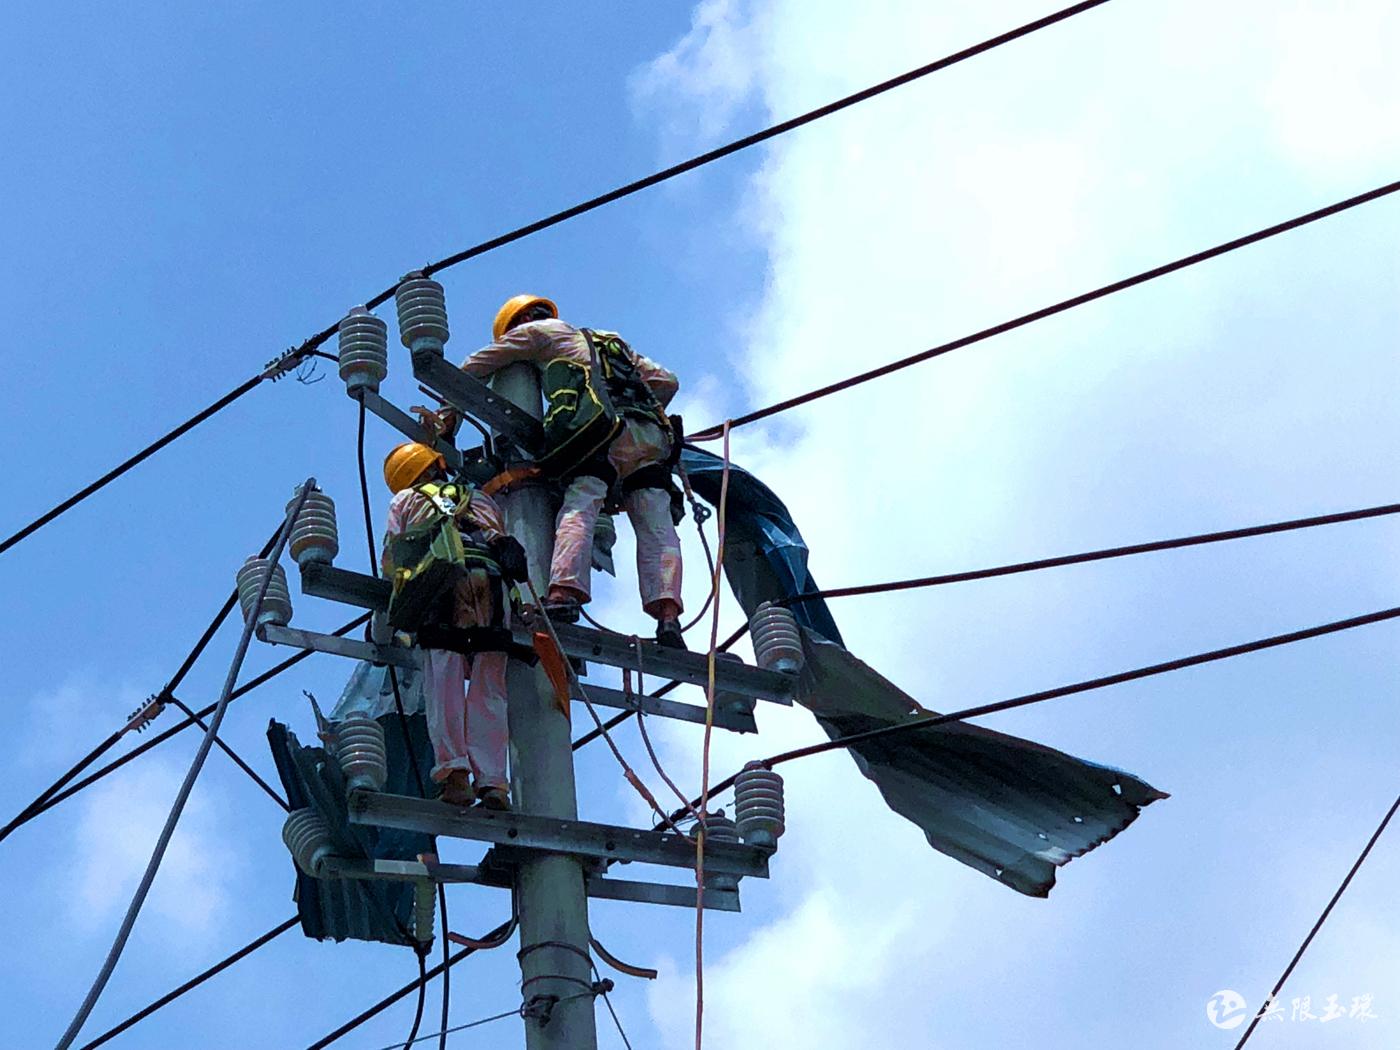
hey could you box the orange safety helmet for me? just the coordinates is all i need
[383,442,446,494]
[492,294,557,341]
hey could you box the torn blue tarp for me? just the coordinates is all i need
[266,665,436,945]
[682,445,1167,897]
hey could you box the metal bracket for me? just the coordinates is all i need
[258,623,417,670]
[353,387,462,470]
[299,561,391,611]
[412,349,544,452]
[577,684,756,734]
[349,790,769,880]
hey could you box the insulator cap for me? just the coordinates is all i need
[336,714,388,793]
[282,808,334,877]
[288,487,339,567]
[236,557,292,628]
[337,307,389,395]
[395,273,449,353]
[734,763,785,851]
[750,601,803,675]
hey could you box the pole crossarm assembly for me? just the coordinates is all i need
[411,351,545,453]
[353,387,463,470]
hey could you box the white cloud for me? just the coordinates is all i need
[636,1,1400,1047]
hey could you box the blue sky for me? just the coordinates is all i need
[3,2,1399,1048]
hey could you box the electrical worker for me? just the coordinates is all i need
[460,295,687,648]
[381,441,528,810]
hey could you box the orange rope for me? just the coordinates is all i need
[695,420,732,1050]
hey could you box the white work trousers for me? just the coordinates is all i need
[550,419,683,616]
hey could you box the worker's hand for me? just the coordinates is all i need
[410,405,457,440]
[489,536,529,583]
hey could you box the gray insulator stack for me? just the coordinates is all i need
[236,557,292,627]
[691,812,741,891]
[413,880,436,944]
[749,601,804,675]
[337,306,389,395]
[336,714,388,793]
[282,808,334,878]
[287,487,339,568]
[734,763,785,851]
[395,272,449,355]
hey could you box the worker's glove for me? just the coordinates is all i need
[490,535,529,583]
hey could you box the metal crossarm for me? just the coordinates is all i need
[353,388,463,469]
[412,350,544,452]
[257,623,417,670]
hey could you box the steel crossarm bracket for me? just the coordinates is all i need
[515,621,794,704]
[349,790,770,880]
[354,388,462,470]
[320,854,741,912]
[257,623,417,670]
[299,562,392,611]
[412,350,544,453]
[577,684,756,733]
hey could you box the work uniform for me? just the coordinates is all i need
[462,318,683,616]
[382,483,509,790]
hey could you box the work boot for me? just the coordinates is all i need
[439,770,475,808]
[477,785,511,812]
[542,594,582,624]
[655,617,686,650]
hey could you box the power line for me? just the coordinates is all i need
[0,0,1112,561]
[364,1006,522,1050]
[661,604,1400,825]
[688,178,1400,439]
[783,501,1400,605]
[75,916,298,1050]
[55,479,314,1050]
[1233,791,1400,1049]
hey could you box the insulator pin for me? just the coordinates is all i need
[282,808,334,877]
[337,306,389,395]
[734,763,785,851]
[287,487,339,567]
[236,557,292,627]
[690,812,741,891]
[336,714,388,793]
[749,602,803,675]
[395,273,449,354]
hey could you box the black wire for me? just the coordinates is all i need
[1232,790,1400,1049]
[689,177,1400,439]
[401,953,428,1050]
[358,400,378,575]
[167,697,290,810]
[75,916,298,1050]
[783,501,1400,604]
[436,887,450,1050]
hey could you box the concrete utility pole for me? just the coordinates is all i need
[493,361,599,1050]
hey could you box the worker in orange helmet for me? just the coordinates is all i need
[381,441,528,809]
[460,295,686,648]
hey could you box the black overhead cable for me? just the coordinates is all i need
[400,954,429,1050]
[1,612,371,840]
[55,480,314,1050]
[306,920,514,1050]
[166,696,290,811]
[1233,791,1400,1049]
[0,0,1113,561]
[782,501,1400,605]
[688,177,1400,439]
[660,604,1400,826]
[75,916,299,1050]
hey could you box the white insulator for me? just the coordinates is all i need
[690,812,741,891]
[749,601,803,675]
[337,306,389,395]
[395,273,449,354]
[236,557,292,627]
[336,714,388,793]
[282,808,335,878]
[287,487,339,568]
[734,763,785,851]
[413,880,436,944]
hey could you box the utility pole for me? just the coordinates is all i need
[493,361,599,1049]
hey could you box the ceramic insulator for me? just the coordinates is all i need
[282,808,334,878]
[690,812,741,891]
[336,714,388,793]
[337,306,389,395]
[395,273,449,354]
[287,487,339,568]
[734,763,785,851]
[413,880,436,944]
[749,601,803,675]
[236,557,292,627]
